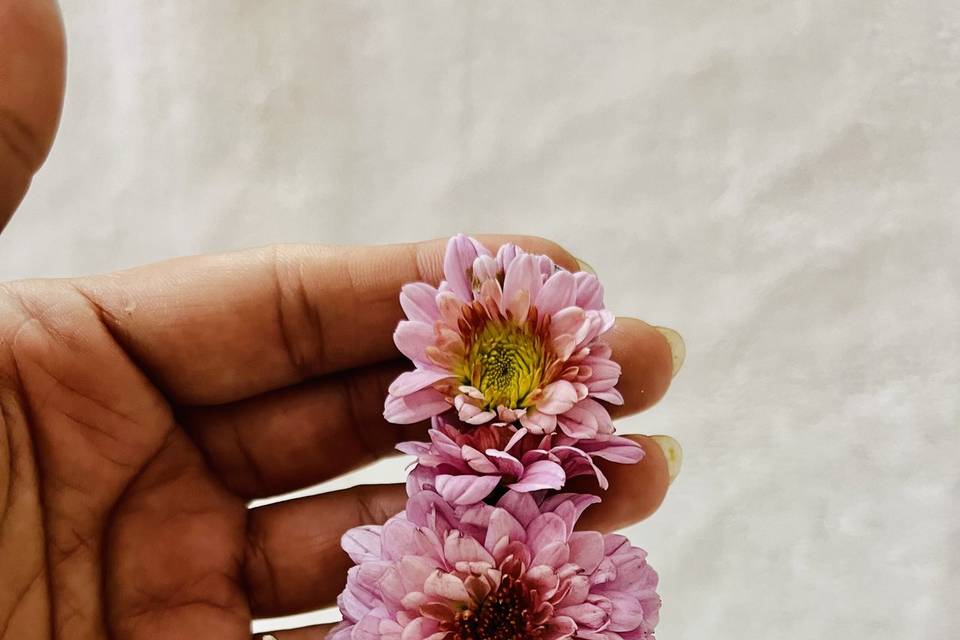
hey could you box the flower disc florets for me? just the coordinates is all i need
[385,235,624,438]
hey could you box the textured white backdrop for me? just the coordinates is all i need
[2,1,958,637]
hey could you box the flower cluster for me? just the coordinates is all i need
[332,236,661,639]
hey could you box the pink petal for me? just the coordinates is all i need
[495,243,524,272]
[501,254,541,320]
[574,271,605,310]
[444,533,495,566]
[485,449,525,478]
[472,254,499,283]
[461,446,499,474]
[455,395,497,424]
[400,282,441,323]
[393,320,435,364]
[443,235,490,301]
[536,380,580,415]
[606,592,648,632]
[388,369,452,397]
[536,270,577,316]
[484,507,527,549]
[542,616,577,640]
[527,512,569,549]
[558,603,608,630]
[383,387,450,424]
[520,408,558,434]
[507,460,565,492]
[550,307,587,340]
[567,531,605,574]
[341,525,383,564]
[398,609,444,639]
[531,540,571,568]
[494,491,540,527]
[435,474,501,505]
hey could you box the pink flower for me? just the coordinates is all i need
[331,490,661,640]
[385,235,624,437]
[399,416,644,504]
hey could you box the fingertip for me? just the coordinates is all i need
[572,434,671,532]
[607,317,676,416]
[0,0,67,228]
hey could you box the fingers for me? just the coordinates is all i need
[244,484,407,617]
[182,361,427,499]
[76,236,578,405]
[184,318,676,500]
[571,434,674,532]
[0,0,65,230]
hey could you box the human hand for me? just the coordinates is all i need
[0,0,65,231]
[0,238,681,639]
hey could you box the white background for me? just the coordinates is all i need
[2,2,958,637]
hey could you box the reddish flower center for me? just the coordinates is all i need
[448,575,544,640]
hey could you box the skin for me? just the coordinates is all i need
[0,5,677,640]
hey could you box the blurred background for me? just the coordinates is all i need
[2,1,958,637]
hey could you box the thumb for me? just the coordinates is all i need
[0,0,65,232]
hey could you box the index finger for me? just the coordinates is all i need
[74,236,579,405]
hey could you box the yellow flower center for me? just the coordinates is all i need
[459,321,546,410]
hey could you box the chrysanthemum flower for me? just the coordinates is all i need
[399,415,644,504]
[385,235,624,438]
[331,490,661,640]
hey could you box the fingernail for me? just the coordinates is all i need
[651,434,683,484]
[262,635,278,640]
[574,257,596,275]
[654,326,685,376]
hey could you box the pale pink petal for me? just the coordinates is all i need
[501,254,541,320]
[536,380,580,415]
[574,271,605,310]
[443,533,495,566]
[384,387,450,424]
[484,507,527,549]
[496,243,524,272]
[591,388,625,405]
[550,306,587,340]
[558,602,608,629]
[527,512,568,549]
[399,282,441,323]
[443,234,490,301]
[460,446,499,474]
[531,540,571,568]
[434,474,501,505]
[536,270,577,316]
[472,254,499,283]
[399,613,442,640]
[388,369,453,397]
[455,395,497,424]
[494,490,541,527]
[606,592,648,632]
[485,449,525,478]
[507,460,565,492]
[342,525,383,564]
[520,408,558,434]
[567,531,605,574]
[393,320,436,364]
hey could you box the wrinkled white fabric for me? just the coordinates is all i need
[1,2,957,638]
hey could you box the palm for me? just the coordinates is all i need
[1,241,674,640]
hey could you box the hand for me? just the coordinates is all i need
[0,238,679,639]
[0,0,65,231]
